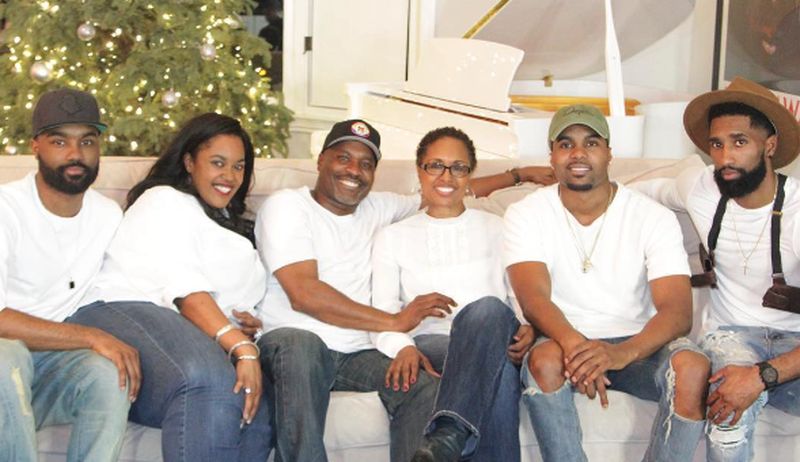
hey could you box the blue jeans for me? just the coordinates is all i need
[416,296,522,462]
[522,336,706,462]
[68,301,272,462]
[259,327,437,462]
[701,326,800,462]
[0,337,130,462]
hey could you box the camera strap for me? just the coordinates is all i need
[704,174,787,281]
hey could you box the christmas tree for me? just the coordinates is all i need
[0,0,292,157]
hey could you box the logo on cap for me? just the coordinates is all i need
[59,94,84,116]
[351,121,370,138]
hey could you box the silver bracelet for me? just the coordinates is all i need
[236,355,259,361]
[215,324,236,343]
[228,340,260,361]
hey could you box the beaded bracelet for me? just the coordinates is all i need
[236,355,259,361]
[228,340,260,361]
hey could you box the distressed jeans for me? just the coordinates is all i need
[416,296,522,462]
[0,337,130,462]
[259,328,437,462]
[68,301,272,462]
[522,336,706,462]
[701,326,800,462]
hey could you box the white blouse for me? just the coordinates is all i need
[371,209,511,358]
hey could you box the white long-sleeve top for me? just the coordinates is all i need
[371,209,512,358]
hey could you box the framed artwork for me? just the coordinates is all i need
[713,0,800,120]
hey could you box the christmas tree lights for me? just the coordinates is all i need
[0,0,292,157]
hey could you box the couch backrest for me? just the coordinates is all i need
[0,155,705,213]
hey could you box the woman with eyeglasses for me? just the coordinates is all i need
[371,127,554,462]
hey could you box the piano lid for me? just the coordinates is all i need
[437,0,695,80]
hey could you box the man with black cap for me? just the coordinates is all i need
[505,104,710,462]
[635,77,800,461]
[253,119,440,462]
[254,119,553,461]
[0,88,139,461]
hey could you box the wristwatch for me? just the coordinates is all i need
[756,361,779,390]
[507,168,523,186]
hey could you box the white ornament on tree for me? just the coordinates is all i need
[29,61,52,83]
[161,89,180,108]
[199,43,217,61]
[4,145,19,155]
[77,22,97,41]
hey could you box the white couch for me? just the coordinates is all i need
[0,155,796,461]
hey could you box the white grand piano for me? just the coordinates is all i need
[317,0,700,160]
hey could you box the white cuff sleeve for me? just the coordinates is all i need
[373,331,416,359]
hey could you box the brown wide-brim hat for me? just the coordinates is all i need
[683,77,800,169]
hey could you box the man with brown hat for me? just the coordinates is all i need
[0,88,139,461]
[635,77,800,460]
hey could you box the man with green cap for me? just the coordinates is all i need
[504,104,710,462]
[635,77,800,461]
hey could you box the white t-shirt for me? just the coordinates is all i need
[632,166,800,332]
[84,186,266,318]
[371,209,513,358]
[504,184,690,339]
[0,172,122,321]
[255,186,420,353]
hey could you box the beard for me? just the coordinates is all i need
[38,158,99,195]
[713,154,767,198]
[564,182,593,192]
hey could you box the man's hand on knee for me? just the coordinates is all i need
[707,364,763,425]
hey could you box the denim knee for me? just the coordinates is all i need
[0,339,34,416]
[178,349,237,393]
[453,296,515,330]
[75,353,131,411]
[260,328,331,382]
[0,339,33,385]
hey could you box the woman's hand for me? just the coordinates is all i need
[232,309,263,339]
[385,345,440,392]
[233,351,262,425]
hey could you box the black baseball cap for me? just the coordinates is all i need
[322,119,381,161]
[32,88,107,137]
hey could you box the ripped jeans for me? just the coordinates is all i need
[521,336,706,462]
[701,326,800,462]
[0,338,130,462]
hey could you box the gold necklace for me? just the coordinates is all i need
[730,178,777,275]
[561,185,615,273]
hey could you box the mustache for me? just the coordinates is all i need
[57,161,91,175]
[716,166,746,177]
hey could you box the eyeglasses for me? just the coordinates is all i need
[421,162,472,178]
